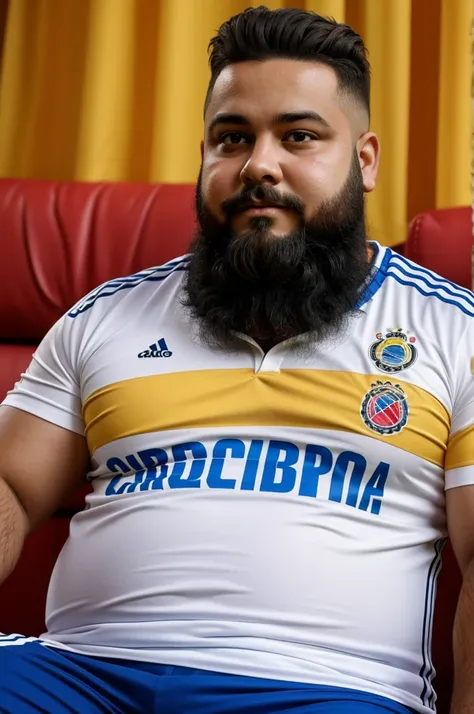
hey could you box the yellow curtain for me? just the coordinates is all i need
[0,0,472,246]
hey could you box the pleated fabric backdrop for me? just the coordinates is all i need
[0,0,472,245]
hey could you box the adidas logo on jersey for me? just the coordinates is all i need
[138,338,172,359]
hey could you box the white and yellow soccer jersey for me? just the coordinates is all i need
[3,242,474,714]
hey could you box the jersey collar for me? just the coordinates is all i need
[356,241,392,311]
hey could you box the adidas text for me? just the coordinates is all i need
[138,338,172,359]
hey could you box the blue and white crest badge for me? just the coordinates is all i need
[369,329,417,373]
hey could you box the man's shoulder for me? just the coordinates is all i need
[66,255,191,320]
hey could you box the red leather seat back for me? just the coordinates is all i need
[0,179,196,341]
[405,206,472,290]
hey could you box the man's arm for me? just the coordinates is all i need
[0,405,89,585]
[446,485,474,714]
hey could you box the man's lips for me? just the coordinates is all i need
[237,203,288,213]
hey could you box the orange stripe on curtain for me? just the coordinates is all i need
[407,0,442,219]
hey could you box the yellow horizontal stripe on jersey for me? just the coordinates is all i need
[446,423,474,470]
[83,368,450,466]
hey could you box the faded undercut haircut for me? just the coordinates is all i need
[204,5,370,118]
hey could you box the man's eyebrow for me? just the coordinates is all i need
[272,111,331,128]
[208,113,249,133]
[208,111,331,133]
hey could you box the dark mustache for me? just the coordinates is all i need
[221,184,305,220]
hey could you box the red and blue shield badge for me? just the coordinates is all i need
[361,381,409,435]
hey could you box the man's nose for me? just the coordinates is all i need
[239,137,283,186]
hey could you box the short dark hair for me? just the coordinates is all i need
[205,6,370,117]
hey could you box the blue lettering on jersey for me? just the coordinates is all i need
[299,445,333,498]
[261,441,299,493]
[330,451,367,505]
[241,440,263,491]
[169,441,206,488]
[104,439,390,515]
[358,461,390,515]
[208,439,245,489]
[138,447,168,490]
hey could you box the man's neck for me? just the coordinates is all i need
[255,337,280,353]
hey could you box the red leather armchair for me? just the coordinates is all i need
[0,180,471,713]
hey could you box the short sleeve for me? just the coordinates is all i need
[1,311,85,435]
[445,319,474,490]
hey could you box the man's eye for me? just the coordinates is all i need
[285,131,316,143]
[221,133,249,145]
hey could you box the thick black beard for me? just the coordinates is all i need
[182,154,370,350]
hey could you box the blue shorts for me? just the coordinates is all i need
[0,635,415,714]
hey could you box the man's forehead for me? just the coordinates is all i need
[205,59,345,127]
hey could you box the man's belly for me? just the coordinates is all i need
[45,490,433,676]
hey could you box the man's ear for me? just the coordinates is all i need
[200,141,204,160]
[357,132,380,193]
